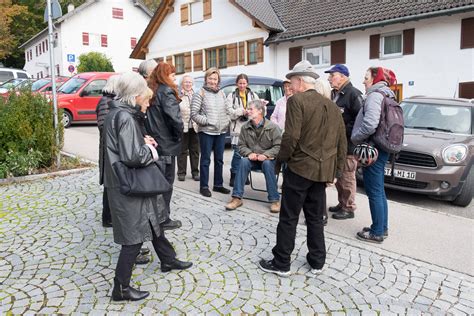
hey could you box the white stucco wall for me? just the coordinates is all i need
[273,13,474,98]
[23,0,150,77]
[146,0,274,79]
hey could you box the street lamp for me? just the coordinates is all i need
[44,0,62,167]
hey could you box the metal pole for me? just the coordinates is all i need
[47,0,60,168]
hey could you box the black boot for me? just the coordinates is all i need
[229,172,236,187]
[111,277,149,301]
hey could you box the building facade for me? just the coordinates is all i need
[21,0,152,78]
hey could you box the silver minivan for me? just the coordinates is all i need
[0,68,31,85]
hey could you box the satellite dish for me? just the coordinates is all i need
[44,0,63,22]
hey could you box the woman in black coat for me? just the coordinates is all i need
[103,72,192,302]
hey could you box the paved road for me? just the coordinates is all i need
[1,170,473,314]
[64,125,473,219]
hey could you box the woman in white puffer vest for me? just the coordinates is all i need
[227,74,260,187]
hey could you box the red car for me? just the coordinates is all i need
[32,76,69,94]
[57,72,116,127]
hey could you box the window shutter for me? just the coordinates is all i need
[131,37,137,49]
[203,0,212,20]
[166,56,172,64]
[180,4,189,25]
[45,39,48,51]
[193,50,203,71]
[238,42,245,65]
[461,18,474,49]
[226,43,238,67]
[369,34,380,59]
[101,34,108,47]
[288,46,302,70]
[82,32,89,45]
[459,81,474,98]
[403,29,415,55]
[257,38,264,63]
[184,52,192,72]
[330,39,346,64]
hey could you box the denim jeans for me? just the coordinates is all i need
[230,145,241,174]
[232,158,279,202]
[362,149,389,236]
[198,132,225,189]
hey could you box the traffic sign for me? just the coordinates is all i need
[68,65,75,73]
[67,54,75,62]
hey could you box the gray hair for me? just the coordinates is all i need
[114,72,149,106]
[248,99,266,117]
[300,75,317,85]
[102,74,119,95]
[138,59,158,78]
[180,74,193,86]
[314,78,332,99]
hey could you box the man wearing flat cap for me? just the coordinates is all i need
[325,64,363,221]
[259,60,347,276]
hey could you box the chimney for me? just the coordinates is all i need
[67,4,75,13]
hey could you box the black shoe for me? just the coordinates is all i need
[178,175,185,181]
[102,220,113,228]
[140,247,150,255]
[135,254,150,265]
[363,227,388,239]
[213,186,230,194]
[328,205,342,213]
[162,219,182,231]
[192,174,200,181]
[161,259,193,272]
[322,215,328,226]
[356,230,383,244]
[332,210,355,220]
[200,188,212,197]
[258,259,290,277]
[245,176,250,185]
[229,172,235,187]
[112,278,149,301]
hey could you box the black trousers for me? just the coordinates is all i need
[272,168,327,271]
[177,129,200,177]
[115,228,176,287]
[102,188,111,224]
[162,157,176,217]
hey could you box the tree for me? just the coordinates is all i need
[0,1,28,62]
[77,52,115,73]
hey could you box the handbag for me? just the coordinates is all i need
[113,160,171,197]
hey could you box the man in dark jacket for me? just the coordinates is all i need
[324,64,363,220]
[259,60,347,277]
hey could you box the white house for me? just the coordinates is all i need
[131,0,474,99]
[20,0,152,78]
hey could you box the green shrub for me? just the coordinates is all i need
[0,89,63,178]
[77,52,115,73]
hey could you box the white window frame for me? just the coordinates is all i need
[303,43,331,68]
[380,31,403,58]
[189,0,203,24]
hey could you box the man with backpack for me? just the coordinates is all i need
[325,64,363,221]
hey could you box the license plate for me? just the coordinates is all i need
[384,168,416,180]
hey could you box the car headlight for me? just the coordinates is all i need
[442,144,468,164]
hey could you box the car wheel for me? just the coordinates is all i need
[451,168,473,207]
[63,110,72,128]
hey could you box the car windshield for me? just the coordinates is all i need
[31,79,50,91]
[0,79,25,90]
[58,77,86,94]
[402,102,472,135]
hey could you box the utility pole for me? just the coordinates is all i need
[45,0,62,168]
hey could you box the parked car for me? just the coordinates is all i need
[0,78,35,100]
[193,74,284,143]
[0,68,30,85]
[358,96,473,207]
[31,76,69,94]
[57,72,116,127]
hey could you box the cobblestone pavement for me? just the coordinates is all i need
[1,169,473,315]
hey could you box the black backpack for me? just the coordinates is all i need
[372,91,404,154]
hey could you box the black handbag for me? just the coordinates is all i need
[113,160,171,197]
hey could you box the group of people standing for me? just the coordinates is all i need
[95,57,396,299]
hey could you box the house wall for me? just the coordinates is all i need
[275,13,474,98]
[23,0,150,77]
[146,0,273,79]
